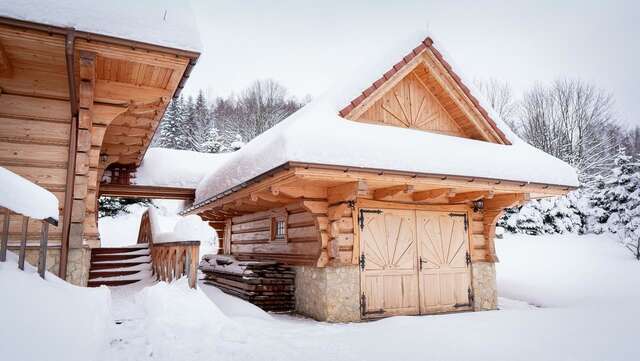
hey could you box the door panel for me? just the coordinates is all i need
[416,211,472,314]
[360,209,419,316]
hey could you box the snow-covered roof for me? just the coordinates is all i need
[0,0,201,53]
[195,33,579,204]
[135,148,233,189]
[0,167,59,221]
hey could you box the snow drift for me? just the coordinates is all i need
[0,252,111,361]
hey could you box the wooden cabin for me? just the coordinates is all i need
[186,36,578,322]
[0,5,200,285]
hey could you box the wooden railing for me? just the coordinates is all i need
[0,206,58,278]
[137,209,200,288]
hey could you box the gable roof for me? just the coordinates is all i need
[194,33,579,205]
[338,37,510,145]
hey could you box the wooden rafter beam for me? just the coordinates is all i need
[270,185,327,199]
[484,193,530,210]
[98,184,195,200]
[250,191,296,204]
[448,190,494,203]
[327,180,368,204]
[373,185,414,200]
[0,41,12,78]
[412,188,455,201]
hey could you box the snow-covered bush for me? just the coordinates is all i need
[501,147,640,260]
[499,196,583,235]
[98,196,150,218]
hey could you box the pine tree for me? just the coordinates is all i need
[185,90,212,152]
[155,96,184,149]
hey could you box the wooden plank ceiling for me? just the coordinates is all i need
[0,23,191,168]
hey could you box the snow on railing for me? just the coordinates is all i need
[0,167,59,278]
[137,207,200,288]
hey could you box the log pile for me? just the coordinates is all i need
[199,254,295,312]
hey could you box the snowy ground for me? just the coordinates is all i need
[93,232,638,361]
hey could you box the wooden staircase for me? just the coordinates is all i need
[88,245,152,287]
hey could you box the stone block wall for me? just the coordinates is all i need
[294,265,361,322]
[9,247,91,286]
[471,261,498,311]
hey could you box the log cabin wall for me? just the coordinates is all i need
[227,203,322,266]
[0,20,197,284]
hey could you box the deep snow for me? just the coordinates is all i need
[194,34,578,205]
[0,252,111,361]
[0,0,201,52]
[0,166,59,221]
[95,232,638,361]
[98,200,218,258]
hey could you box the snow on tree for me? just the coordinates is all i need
[499,196,583,235]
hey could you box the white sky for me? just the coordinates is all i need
[184,0,639,126]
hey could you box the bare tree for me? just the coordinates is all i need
[474,78,520,132]
[215,79,303,147]
[519,79,617,182]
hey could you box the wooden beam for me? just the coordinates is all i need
[98,184,195,200]
[270,185,326,199]
[327,181,368,204]
[0,41,13,78]
[412,188,454,201]
[373,185,414,200]
[250,191,296,204]
[484,193,530,210]
[448,190,494,203]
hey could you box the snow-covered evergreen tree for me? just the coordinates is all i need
[185,90,213,152]
[155,96,184,149]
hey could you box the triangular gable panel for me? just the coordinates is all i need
[357,67,468,138]
[340,38,510,145]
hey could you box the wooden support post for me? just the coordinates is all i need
[0,208,8,262]
[18,216,28,270]
[38,222,49,278]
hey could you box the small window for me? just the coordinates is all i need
[275,220,286,239]
[271,213,287,242]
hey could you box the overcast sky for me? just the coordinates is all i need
[184,0,639,126]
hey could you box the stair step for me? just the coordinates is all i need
[89,270,143,280]
[91,247,148,255]
[91,253,148,262]
[89,261,149,270]
[87,279,141,287]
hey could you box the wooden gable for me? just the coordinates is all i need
[341,38,510,144]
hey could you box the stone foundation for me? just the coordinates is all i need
[8,247,91,286]
[471,261,498,311]
[294,265,361,322]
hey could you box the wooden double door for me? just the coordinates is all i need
[359,208,473,317]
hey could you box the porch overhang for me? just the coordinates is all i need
[99,184,195,200]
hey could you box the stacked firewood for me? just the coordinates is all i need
[199,254,295,312]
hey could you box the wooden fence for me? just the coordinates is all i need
[0,207,57,278]
[137,209,200,288]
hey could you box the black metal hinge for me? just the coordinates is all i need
[454,287,475,308]
[359,253,366,270]
[347,200,356,209]
[465,251,471,267]
[360,294,366,315]
[359,209,383,230]
[449,213,468,231]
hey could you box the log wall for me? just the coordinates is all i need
[0,94,70,245]
[228,203,322,266]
